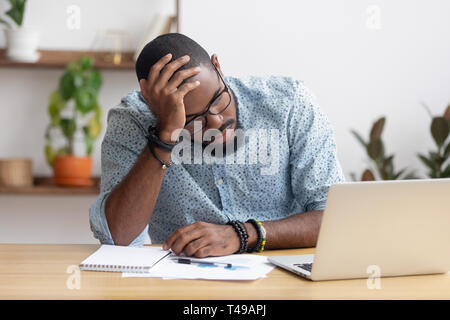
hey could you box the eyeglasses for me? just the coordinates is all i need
[184,65,232,134]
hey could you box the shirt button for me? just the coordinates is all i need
[217,178,223,185]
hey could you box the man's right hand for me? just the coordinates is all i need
[139,53,201,143]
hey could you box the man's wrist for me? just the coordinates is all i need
[151,143,172,160]
[158,130,177,144]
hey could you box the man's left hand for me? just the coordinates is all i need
[162,222,240,257]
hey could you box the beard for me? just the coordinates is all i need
[200,118,241,157]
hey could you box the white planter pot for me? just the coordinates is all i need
[4,28,40,62]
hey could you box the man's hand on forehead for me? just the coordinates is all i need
[138,53,201,143]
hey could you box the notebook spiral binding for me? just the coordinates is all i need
[79,263,151,273]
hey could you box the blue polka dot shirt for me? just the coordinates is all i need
[89,76,345,246]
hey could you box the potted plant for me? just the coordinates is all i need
[417,104,450,178]
[44,56,103,186]
[0,0,40,62]
[350,117,417,181]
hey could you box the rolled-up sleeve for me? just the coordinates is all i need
[89,104,152,247]
[288,82,345,212]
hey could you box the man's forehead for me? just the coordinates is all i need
[183,67,221,115]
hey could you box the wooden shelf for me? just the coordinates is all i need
[0,49,135,70]
[0,176,100,195]
[0,0,182,70]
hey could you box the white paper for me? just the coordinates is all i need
[122,254,275,280]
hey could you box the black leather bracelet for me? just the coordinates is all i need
[148,141,172,170]
[148,126,178,152]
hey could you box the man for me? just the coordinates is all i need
[89,33,345,257]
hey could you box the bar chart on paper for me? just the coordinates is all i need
[122,254,275,280]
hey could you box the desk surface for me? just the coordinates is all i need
[1,244,449,300]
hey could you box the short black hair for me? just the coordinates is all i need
[135,33,213,81]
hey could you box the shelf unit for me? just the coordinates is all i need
[0,49,135,70]
[0,176,100,195]
[0,1,181,195]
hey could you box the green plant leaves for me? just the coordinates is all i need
[444,143,450,159]
[80,56,94,70]
[44,144,55,167]
[442,163,450,178]
[84,106,102,154]
[382,155,394,178]
[352,105,450,181]
[86,70,102,93]
[444,104,450,122]
[418,154,435,171]
[94,104,101,121]
[350,130,366,148]
[367,138,383,160]
[48,90,66,127]
[430,151,444,167]
[351,116,416,181]
[370,117,385,140]
[430,117,449,148]
[417,114,450,178]
[83,127,94,156]
[56,146,70,156]
[392,168,406,180]
[58,57,101,114]
[44,144,69,168]
[60,118,76,140]
[88,115,102,139]
[49,89,66,107]
[59,70,83,99]
[5,0,26,27]
[74,87,97,114]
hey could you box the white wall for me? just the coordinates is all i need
[0,195,97,243]
[181,0,450,179]
[1,0,449,243]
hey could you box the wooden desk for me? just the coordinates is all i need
[1,244,449,299]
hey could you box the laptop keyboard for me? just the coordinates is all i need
[293,263,312,272]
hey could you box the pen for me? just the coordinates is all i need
[171,257,233,268]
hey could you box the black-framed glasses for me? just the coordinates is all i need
[184,65,232,134]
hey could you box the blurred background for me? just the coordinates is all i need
[0,0,449,244]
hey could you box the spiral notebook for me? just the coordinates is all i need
[79,245,171,273]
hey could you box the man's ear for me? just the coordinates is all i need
[138,79,153,111]
[211,54,223,75]
[139,79,145,91]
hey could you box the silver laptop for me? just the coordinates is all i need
[268,179,450,281]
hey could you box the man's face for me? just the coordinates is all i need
[182,63,237,146]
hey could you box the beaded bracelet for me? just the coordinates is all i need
[236,221,249,253]
[227,220,249,254]
[257,219,267,252]
[246,219,266,253]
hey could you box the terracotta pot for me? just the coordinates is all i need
[53,155,93,187]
